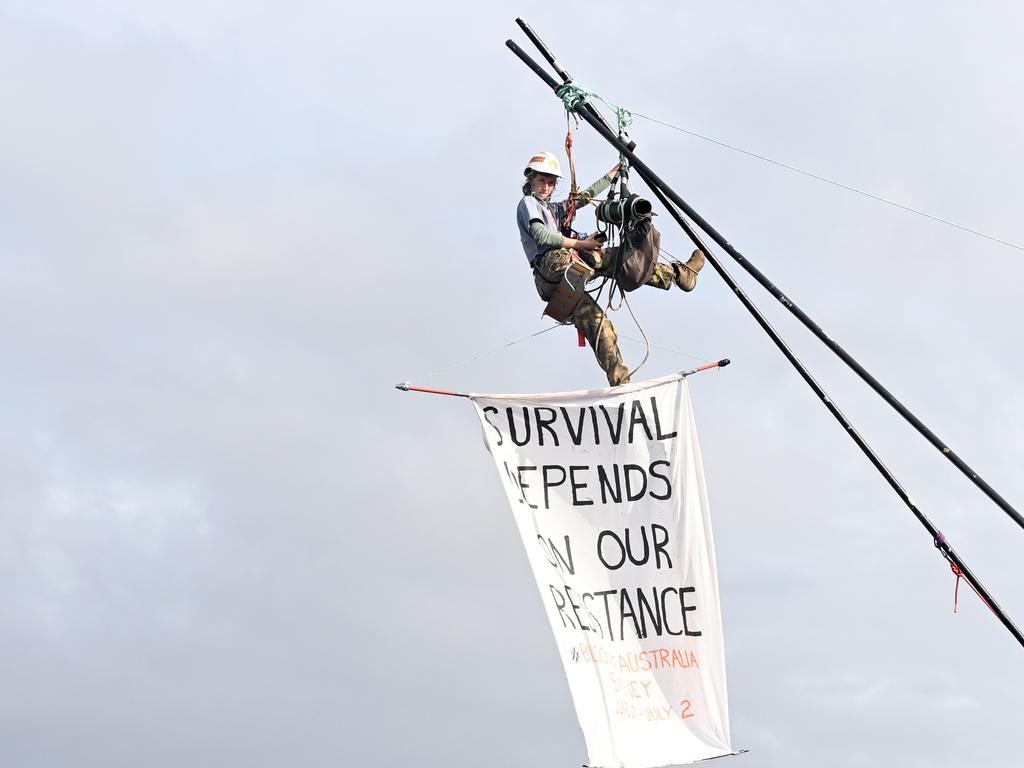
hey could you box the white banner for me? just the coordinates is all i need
[472,374,734,768]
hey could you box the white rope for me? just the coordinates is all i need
[622,291,652,381]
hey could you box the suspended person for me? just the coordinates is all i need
[516,151,705,386]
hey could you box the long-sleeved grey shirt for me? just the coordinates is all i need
[516,175,611,265]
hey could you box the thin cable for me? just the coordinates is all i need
[618,336,713,363]
[630,110,1024,253]
[418,324,561,380]
[551,70,1023,252]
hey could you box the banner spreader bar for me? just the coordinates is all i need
[395,359,731,400]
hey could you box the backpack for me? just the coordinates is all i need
[614,219,661,292]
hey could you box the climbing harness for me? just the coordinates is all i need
[533,100,661,383]
[575,156,662,382]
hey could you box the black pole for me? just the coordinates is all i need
[514,17,636,151]
[647,174,1024,649]
[507,32,1024,538]
[515,17,571,82]
[505,37,1024,649]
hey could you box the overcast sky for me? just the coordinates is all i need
[2,2,1023,767]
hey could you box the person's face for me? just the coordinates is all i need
[531,172,557,198]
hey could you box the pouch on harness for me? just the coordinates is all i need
[543,257,595,323]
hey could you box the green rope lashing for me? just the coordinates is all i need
[555,81,634,134]
[555,82,593,112]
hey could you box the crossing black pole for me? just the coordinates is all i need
[505,35,1024,650]
[644,170,1024,651]
[506,31,1024,539]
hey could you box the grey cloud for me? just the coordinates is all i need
[1,2,1022,767]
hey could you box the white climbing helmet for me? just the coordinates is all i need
[523,151,564,178]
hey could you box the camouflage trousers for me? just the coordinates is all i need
[533,247,677,387]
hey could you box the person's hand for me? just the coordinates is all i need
[576,235,603,252]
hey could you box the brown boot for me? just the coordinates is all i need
[608,364,631,387]
[673,249,705,292]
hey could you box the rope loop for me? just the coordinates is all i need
[949,560,964,613]
[933,531,996,616]
[613,104,634,131]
